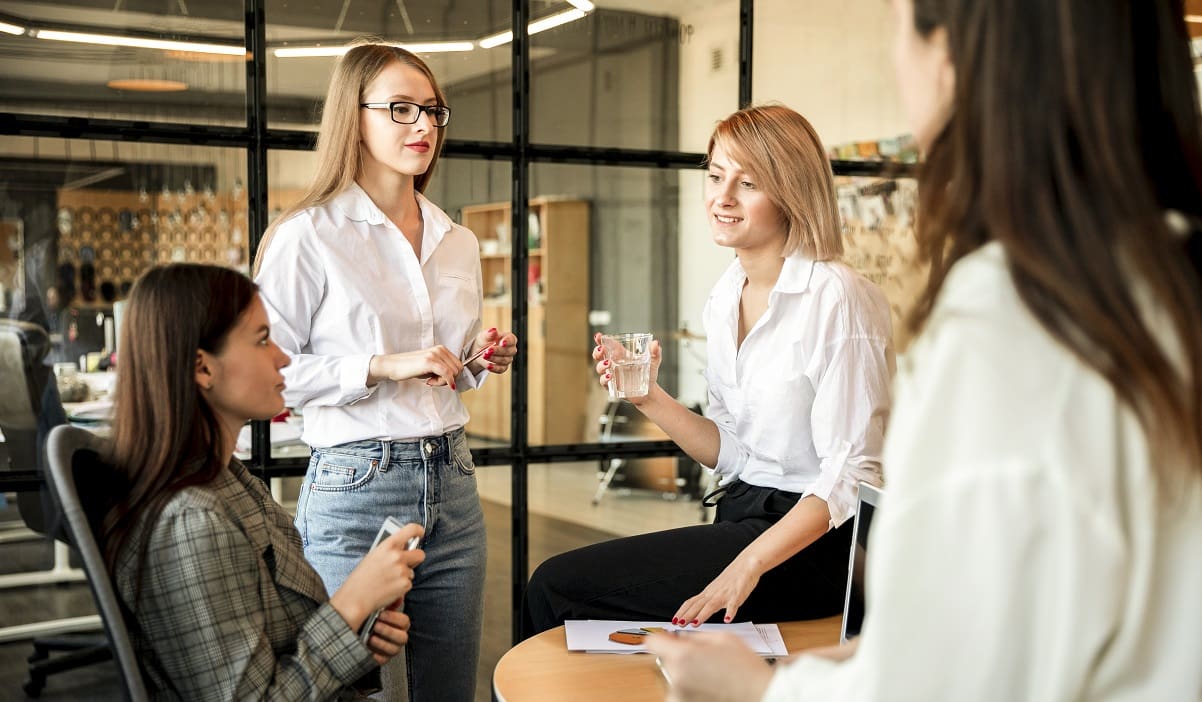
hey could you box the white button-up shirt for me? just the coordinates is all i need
[255,184,486,448]
[703,253,894,527]
[764,243,1202,701]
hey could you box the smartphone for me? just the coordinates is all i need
[358,517,421,645]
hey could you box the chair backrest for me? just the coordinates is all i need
[0,319,68,538]
[45,424,149,702]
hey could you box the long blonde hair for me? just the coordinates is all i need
[253,42,448,275]
[707,105,842,260]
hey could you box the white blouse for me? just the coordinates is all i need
[255,184,487,448]
[703,253,895,527]
[765,243,1202,701]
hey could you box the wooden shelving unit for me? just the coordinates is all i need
[459,197,591,445]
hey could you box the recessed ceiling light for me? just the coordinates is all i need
[0,20,24,35]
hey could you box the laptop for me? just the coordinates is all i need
[839,481,883,644]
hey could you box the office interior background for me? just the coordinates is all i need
[1,0,1198,699]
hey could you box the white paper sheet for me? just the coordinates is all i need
[563,620,787,656]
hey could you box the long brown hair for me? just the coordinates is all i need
[707,105,843,260]
[101,264,259,575]
[253,41,449,276]
[908,0,1202,475]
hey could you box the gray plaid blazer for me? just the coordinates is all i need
[113,459,375,700]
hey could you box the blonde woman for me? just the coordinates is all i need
[254,43,516,701]
[522,105,895,637]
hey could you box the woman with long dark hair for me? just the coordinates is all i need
[101,263,425,700]
[648,1,1202,700]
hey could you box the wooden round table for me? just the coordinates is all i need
[492,617,842,702]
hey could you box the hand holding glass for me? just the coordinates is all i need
[599,332,653,399]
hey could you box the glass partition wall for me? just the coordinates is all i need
[0,3,917,678]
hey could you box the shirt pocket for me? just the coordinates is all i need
[437,272,479,347]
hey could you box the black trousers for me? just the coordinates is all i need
[520,480,853,639]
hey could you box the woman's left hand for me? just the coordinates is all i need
[467,327,518,375]
[364,606,410,666]
[645,631,773,702]
[672,556,762,626]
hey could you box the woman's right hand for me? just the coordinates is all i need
[329,523,426,633]
[369,347,464,389]
[592,332,662,406]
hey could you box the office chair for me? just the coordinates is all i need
[0,320,107,696]
[41,424,148,700]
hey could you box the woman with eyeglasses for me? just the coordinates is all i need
[646,1,1202,700]
[254,42,517,702]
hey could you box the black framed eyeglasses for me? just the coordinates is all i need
[360,101,452,127]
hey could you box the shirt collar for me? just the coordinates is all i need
[726,252,817,296]
[332,182,453,243]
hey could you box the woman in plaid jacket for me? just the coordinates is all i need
[98,263,425,700]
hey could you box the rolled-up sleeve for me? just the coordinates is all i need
[705,369,748,480]
[803,336,892,527]
[137,509,375,701]
[256,218,377,409]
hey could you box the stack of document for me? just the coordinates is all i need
[564,620,788,656]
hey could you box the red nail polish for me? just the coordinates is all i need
[488,363,495,371]
[692,619,699,626]
[451,383,456,390]
[603,359,610,366]
[501,340,507,347]
[489,327,497,334]
[724,616,731,622]
[671,618,678,625]
[604,373,611,380]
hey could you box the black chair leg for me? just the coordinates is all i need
[23,644,112,698]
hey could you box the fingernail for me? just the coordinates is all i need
[484,350,494,359]
[603,359,610,367]
[724,616,731,622]
[692,619,699,626]
[488,363,495,371]
[604,373,611,380]
[501,340,507,347]
[670,618,678,625]
[451,383,456,390]
[489,327,497,334]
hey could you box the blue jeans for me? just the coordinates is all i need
[296,429,486,702]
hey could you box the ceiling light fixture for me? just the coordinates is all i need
[274,41,475,58]
[0,20,24,35]
[33,29,245,56]
[1187,14,1202,23]
[566,0,596,10]
[106,78,189,92]
[478,8,587,49]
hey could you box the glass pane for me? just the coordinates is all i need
[265,0,512,142]
[506,460,708,570]
[0,135,247,368]
[835,174,922,346]
[752,0,911,162]
[530,0,739,152]
[517,164,701,445]
[0,1,246,125]
[476,463,514,689]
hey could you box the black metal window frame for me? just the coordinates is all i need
[0,0,916,643]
